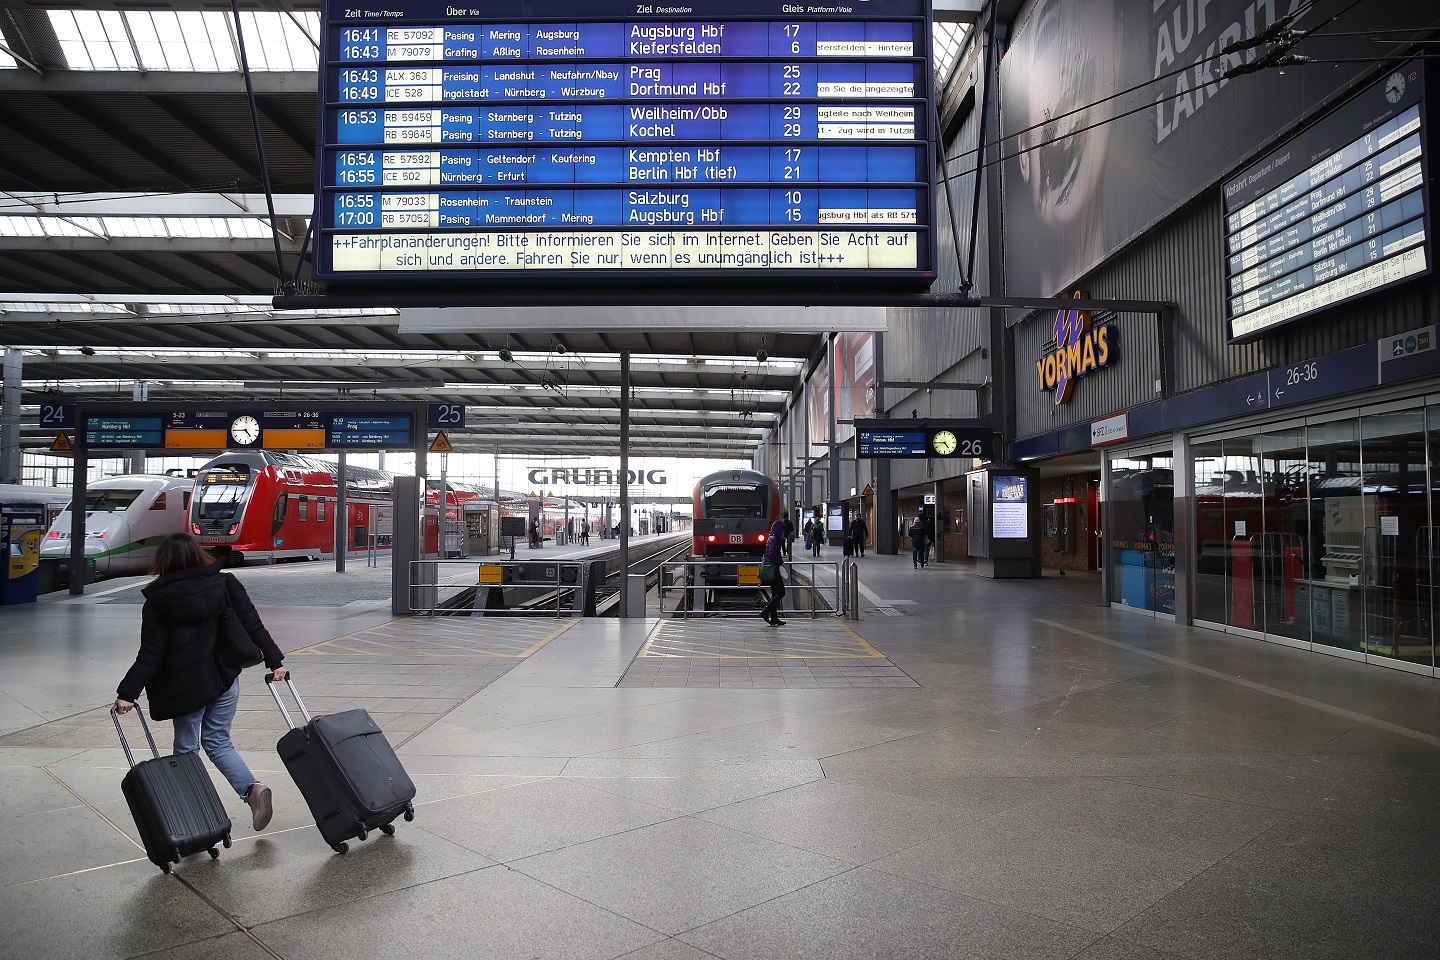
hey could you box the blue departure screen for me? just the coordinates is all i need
[315,1,934,284]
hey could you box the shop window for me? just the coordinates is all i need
[1108,451,1174,614]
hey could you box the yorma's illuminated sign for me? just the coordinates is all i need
[1035,291,1114,404]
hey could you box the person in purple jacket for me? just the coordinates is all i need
[760,515,787,626]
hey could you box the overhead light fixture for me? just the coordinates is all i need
[499,348,513,362]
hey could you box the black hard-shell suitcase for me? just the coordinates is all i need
[112,707,232,873]
[843,538,854,557]
[267,675,416,854]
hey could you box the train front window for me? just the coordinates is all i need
[195,480,247,520]
[703,484,768,518]
[81,490,142,512]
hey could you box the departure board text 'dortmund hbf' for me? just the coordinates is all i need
[315,0,936,287]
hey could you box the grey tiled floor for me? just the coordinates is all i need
[3,551,1440,959]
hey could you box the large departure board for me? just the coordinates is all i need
[1223,61,1430,341]
[314,0,934,286]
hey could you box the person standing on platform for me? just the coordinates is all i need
[113,533,287,832]
[908,516,925,569]
[810,518,823,557]
[759,515,787,626]
[921,511,936,567]
[581,525,589,546]
[849,515,868,558]
[782,513,794,560]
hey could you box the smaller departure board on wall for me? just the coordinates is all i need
[1223,60,1430,342]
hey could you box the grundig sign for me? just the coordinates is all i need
[1036,291,1114,404]
[527,468,667,486]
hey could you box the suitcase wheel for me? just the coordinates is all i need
[223,835,232,849]
[358,828,368,842]
[333,842,349,855]
[379,823,396,837]
[160,862,172,874]
[403,805,415,822]
[208,847,220,860]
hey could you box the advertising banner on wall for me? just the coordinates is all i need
[806,357,832,459]
[833,332,876,444]
[999,0,1438,298]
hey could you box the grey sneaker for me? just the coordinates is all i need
[246,782,273,831]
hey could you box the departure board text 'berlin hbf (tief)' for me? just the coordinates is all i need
[314,0,936,284]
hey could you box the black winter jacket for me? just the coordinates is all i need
[116,562,283,721]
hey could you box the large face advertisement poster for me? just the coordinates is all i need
[999,0,1433,298]
[833,332,876,444]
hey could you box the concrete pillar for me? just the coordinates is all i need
[1,348,21,483]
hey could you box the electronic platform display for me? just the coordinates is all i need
[1223,61,1430,342]
[314,0,935,287]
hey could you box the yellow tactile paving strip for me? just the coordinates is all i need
[637,618,886,659]
[291,617,578,659]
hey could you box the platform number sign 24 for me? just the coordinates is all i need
[427,404,465,428]
[40,403,75,428]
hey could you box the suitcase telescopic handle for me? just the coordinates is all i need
[265,672,313,729]
[110,705,161,768]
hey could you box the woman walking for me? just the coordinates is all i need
[760,515,787,626]
[114,533,287,831]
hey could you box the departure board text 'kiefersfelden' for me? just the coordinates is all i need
[317,2,934,281]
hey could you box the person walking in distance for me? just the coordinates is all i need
[921,511,936,567]
[848,514,868,558]
[759,514,787,626]
[782,513,794,560]
[908,515,925,569]
[114,533,288,831]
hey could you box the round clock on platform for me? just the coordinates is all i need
[230,415,261,446]
[931,429,957,455]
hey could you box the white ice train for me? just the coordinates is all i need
[40,475,195,578]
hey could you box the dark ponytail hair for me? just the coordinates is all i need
[150,532,214,581]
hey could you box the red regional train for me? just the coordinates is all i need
[190,451,397,564]
[692,469,782,560]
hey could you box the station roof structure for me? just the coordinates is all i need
[0,1,970,460]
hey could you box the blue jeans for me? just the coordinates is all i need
[172,678,255,797]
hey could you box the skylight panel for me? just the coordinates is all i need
[933,21,968,88]
[0,44,16,69]
[51,10,139,71]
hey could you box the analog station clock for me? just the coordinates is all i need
[229,415,261,446]
[931,429,957,455]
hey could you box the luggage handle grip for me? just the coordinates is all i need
[265,672,312,729]
[110,705,160,768]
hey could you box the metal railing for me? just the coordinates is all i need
[656,559,842,619]
[840,557,861,620]
[408,558,590,617]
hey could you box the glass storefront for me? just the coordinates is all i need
[1186,402,1436,673]
[1107,449,1175,615]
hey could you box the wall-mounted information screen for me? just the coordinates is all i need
[1223,61,1430,341]
[315,0,934,286]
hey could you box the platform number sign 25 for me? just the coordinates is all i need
[427,404,465,428]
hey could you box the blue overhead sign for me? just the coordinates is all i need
[315,0,935,285]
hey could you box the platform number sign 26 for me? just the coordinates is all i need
[39,403,75,428]
[427,404,465,428]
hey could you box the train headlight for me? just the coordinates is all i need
[47,531,59,538]
[758,533,767,542]
[706,534,716,542]
[228,524,240,535]
[192,523,202,535]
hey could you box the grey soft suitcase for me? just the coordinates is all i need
[112,707,232,873]
[268,674,416,854]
